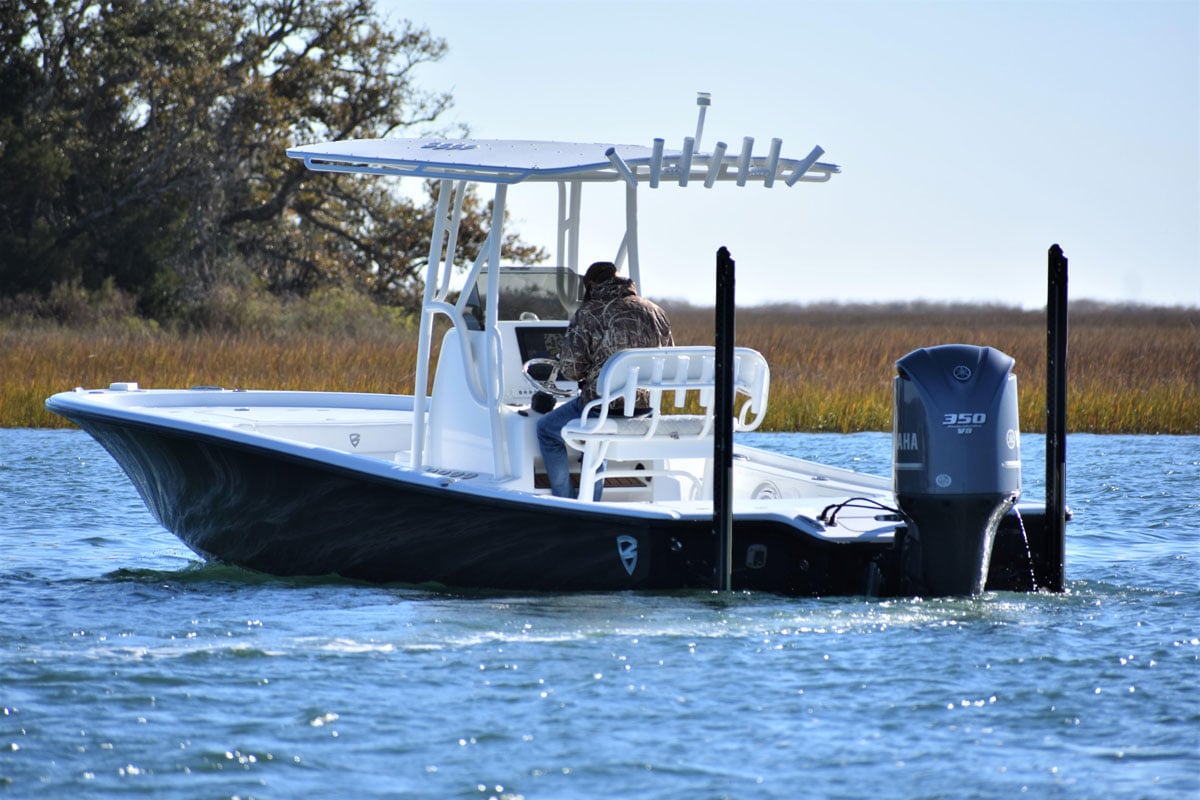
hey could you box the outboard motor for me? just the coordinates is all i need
[893,345,1021,596]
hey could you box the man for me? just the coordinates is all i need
[536,261,673,499]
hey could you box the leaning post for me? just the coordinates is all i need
[1045,244,1069,592]
[713,246,736,591]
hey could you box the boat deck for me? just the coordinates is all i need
[55,385,899,542]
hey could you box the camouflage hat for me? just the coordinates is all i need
[583,261,618,286]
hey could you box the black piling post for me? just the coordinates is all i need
[713,246,736,591]
[1045,244,1069,592]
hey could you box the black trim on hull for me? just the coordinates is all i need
[57,409,1052,596]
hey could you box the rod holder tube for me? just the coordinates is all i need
[764,138,783,187]
[649,138,665,188]
[785,145,825,186]
[605,147,638,187]
[679,137,695,186]
[704,141,728,188]
[735,137,754,186]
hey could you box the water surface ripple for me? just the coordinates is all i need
[1,430,1197,798]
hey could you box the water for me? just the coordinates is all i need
[1,430,1197,799]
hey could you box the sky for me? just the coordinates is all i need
[377,0,1198,309]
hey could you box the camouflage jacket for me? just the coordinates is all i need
[559,277,674,405]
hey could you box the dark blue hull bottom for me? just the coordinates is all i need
[63,412,1055,596]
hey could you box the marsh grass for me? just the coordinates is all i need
[6,303,1197,433]
[666,302,1199,434]
[3,327,423,429]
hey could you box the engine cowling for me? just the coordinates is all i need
[893,344,1022,596]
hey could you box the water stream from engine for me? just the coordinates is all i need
[1010,503,1038,591]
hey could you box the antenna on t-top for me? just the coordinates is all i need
[694,92,712,151]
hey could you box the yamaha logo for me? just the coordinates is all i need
[952,365,972,382]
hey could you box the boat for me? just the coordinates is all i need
[46,95,1067,597]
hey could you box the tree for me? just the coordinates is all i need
[0,0,544,322]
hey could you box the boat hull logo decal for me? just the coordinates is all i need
[349,433,361,448]
[616,535,638,576]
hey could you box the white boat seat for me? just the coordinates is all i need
[560,346,770,501]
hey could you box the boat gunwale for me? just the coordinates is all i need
[47,387,900,534]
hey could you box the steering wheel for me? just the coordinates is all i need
[522,358,575,398]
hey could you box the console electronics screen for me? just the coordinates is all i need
[515,325,568,362]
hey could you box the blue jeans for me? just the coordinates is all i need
[536,397,602,500]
